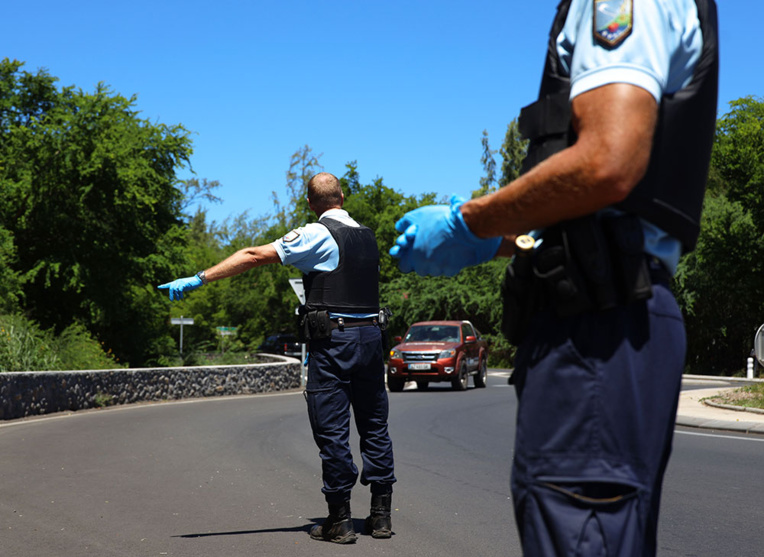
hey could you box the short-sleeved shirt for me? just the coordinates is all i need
[272,208,376,319]
[558,0,704,273]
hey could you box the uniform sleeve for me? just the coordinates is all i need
[272,223,339,274]
[560,0,702,103]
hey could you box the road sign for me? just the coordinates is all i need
[754,324,764,366]
[288,278,306,305]
[216,326,238,336]
[170,316,194,354]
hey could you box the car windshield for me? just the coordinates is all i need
[404,325,460,343]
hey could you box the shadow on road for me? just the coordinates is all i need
[174,524,311,538]
[173,517,386,539]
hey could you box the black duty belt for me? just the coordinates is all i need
[331,317,378,330]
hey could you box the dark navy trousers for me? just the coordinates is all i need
[511,271,685,556]
[305,325,396,504]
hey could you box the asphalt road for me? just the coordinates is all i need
[2,372,763,556]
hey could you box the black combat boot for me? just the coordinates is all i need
[310,501,357,544]
[364,493,392,538]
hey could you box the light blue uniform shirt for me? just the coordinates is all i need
[272,208,377,319]
[557,0,704,274]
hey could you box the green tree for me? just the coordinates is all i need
[709,96,764,220]
[675,194,764,374]
[498,118,527,187]
[274,145,323,230]
[471,119,528,196]
[473,130,497,198]
[181,177,223,215]
[0,226,21,313]
[675,96,764,374]
[0,59,193,366]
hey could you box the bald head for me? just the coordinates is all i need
[307,172,344,215]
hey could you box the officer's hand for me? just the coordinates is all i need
[157,275,203,301]
[389,196,501,276]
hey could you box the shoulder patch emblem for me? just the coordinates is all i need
[593,0,633,48]
[282,230,300,243]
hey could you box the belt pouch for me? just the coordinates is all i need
[533,226,592,317]
[602,214,653,303]
[563,217,617,311]
[304,310,333,340]
[501,254,539,345]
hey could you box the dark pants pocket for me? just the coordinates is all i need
[520,480,643,557]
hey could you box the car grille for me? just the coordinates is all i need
[402,351,439,363]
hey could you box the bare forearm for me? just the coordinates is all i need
[204,244,281,282]
[463,147,619,238]
[462,84,658,244]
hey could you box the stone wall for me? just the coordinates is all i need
[0,358,302,421]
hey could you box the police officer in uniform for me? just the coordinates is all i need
[159,172,396,545]
[390,1,718,555]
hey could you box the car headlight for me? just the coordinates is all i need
[390,349,402,359]
[438,348,456,359]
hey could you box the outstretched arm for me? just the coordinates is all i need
[204,244,281,282]
[158,243,281,301]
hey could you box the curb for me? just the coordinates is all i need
[683,374,764,383]
[675,414,764,434]
[702,399,764,415]
[677,376,764,434]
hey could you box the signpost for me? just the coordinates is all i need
[288,278,308,385]
[216,326,238,353]
[170,316,194,354]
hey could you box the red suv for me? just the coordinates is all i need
[387,320,489,392]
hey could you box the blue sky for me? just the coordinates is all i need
[5,1,760,226]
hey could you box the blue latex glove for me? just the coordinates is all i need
[158,275,203,301]
[389,196,502,276]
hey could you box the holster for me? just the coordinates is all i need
[501,246,540,345]
[501,213,654,345]
[601,213,653,303]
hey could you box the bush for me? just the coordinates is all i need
[54,322,124,370]
[0,315,123,372]
[485,333,516,369]
[0,315,61,372]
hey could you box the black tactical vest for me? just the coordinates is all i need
[518,0,719,251]
[303,217,380,313]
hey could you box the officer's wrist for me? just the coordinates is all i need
[456,200,482,239]
[196,270,208,285]
[453,201,489,243]
[453,201,502,260]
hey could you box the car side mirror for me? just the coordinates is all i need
[394,336,402,343]
[465,335,476,343]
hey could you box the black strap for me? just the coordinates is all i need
[518,91,571,139]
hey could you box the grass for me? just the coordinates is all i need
[707,383,764,410]
[94,392,114,408]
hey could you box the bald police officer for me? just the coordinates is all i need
[390,1,718,555]
[160,172,396,544]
